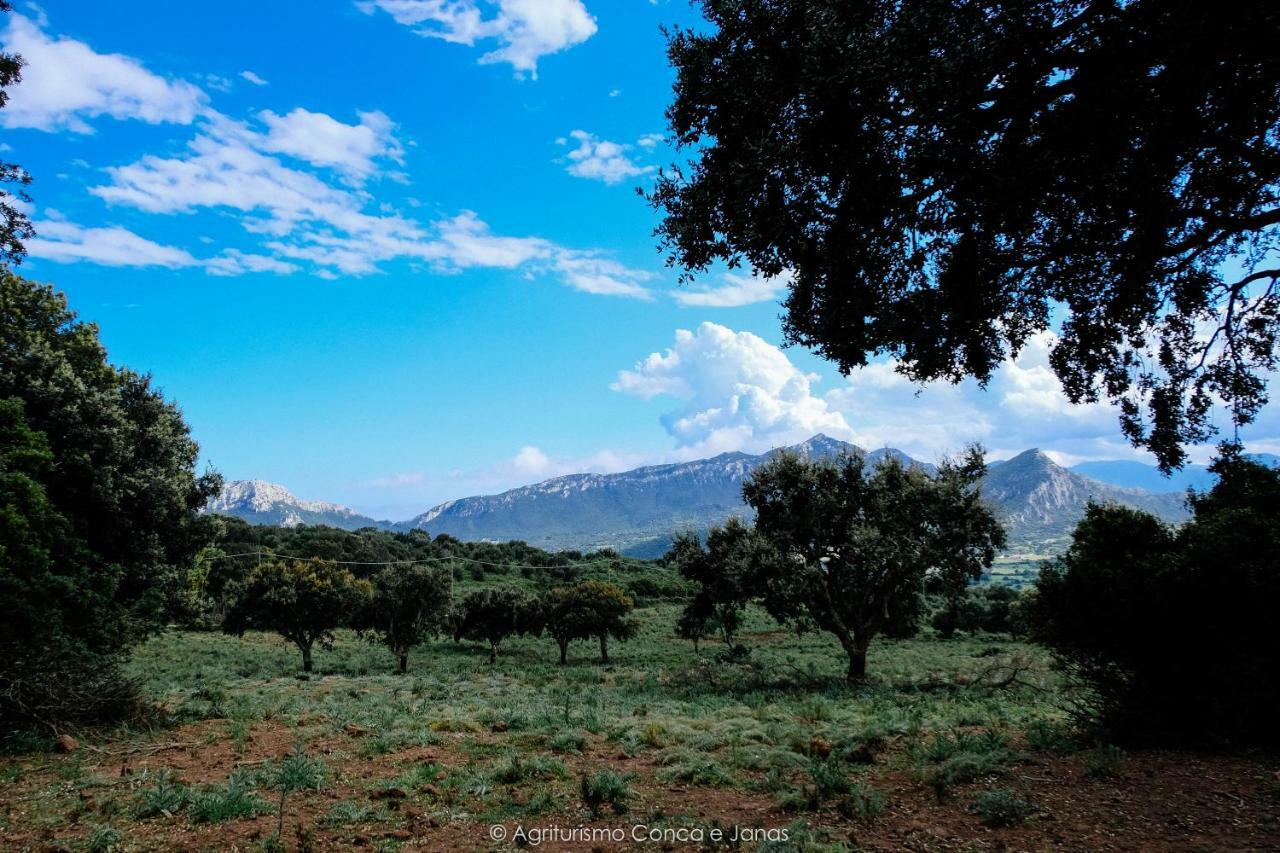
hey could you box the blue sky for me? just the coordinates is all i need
[5,1,1276,519]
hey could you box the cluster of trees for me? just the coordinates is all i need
[217,558,638,673]
[204,517,689,610]
[1025,448,1280,746]
[668,448,1006,681]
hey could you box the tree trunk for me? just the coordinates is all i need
[845,640,869,683]
[598,634,609,664]
[834,628,869,683]
[301,642,313,673]
[398,651,408,674]
[558,638,568,665]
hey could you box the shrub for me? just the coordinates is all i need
[579,769,631,817]
[85,824,123,853]
[971,788,1033,827]
[135,770,189,818]
[188,773,270,824]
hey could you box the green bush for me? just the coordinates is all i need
[188,773,270,824]
[579,769,631,817]
[135,771,189,818]
[971,788,1033,827]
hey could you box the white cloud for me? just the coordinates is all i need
[357,0,597,78]
[636,132,662,149]
[511,445,552,477]
[204,250,300,276]
[561,129,652,185]
[90,121,653,293]
[823,332,1124,462]
[673,270,791,308]
[26,220,198,268]
[26,219,303,276]
[239,70,269,86]
[0,13,205,133]
[259,108,403,182]
[613,322,852,454]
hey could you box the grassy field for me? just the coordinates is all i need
[1,604,1276,852]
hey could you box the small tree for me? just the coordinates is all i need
[745,448,1005,682]
[362,563,452,673]
[453,587,542,663]
[667,519,771,649]
[223,560,371,672]
[543,580,636,664]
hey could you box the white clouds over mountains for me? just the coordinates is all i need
[613,322,853,455]
[613,322,1150,465]
[356,0,597,78]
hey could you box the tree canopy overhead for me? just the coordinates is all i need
[650,0,1280,469]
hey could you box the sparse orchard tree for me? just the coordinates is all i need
[362,563,452,673]
[650,0,1280,470]
[667,519,772,649]
[745,449,1005,682]
[543,580,637,664]
[453,587,542,663]
[223,559,372,672]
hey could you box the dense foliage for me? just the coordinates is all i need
[650,0,1280,469]
[0,273,220,726]
[931,586,1024,639]
[744,449,1005,681]
[223,560,372,672]
[1028,449,1280,745]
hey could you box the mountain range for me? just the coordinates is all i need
[206,435,1204,557]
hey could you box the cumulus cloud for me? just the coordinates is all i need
[0,13,205,133]
[823,332,1124,462]
[239,70,269,86]
[357,0,597,78]
[673,270,791,308]
[258,108,403,182]
[561,130,652,185]
[612,322,852,454]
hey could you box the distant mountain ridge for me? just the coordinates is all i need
[208,436,1197,555]
[205,480,389,531]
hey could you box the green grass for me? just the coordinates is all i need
[0,602,1064,847]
